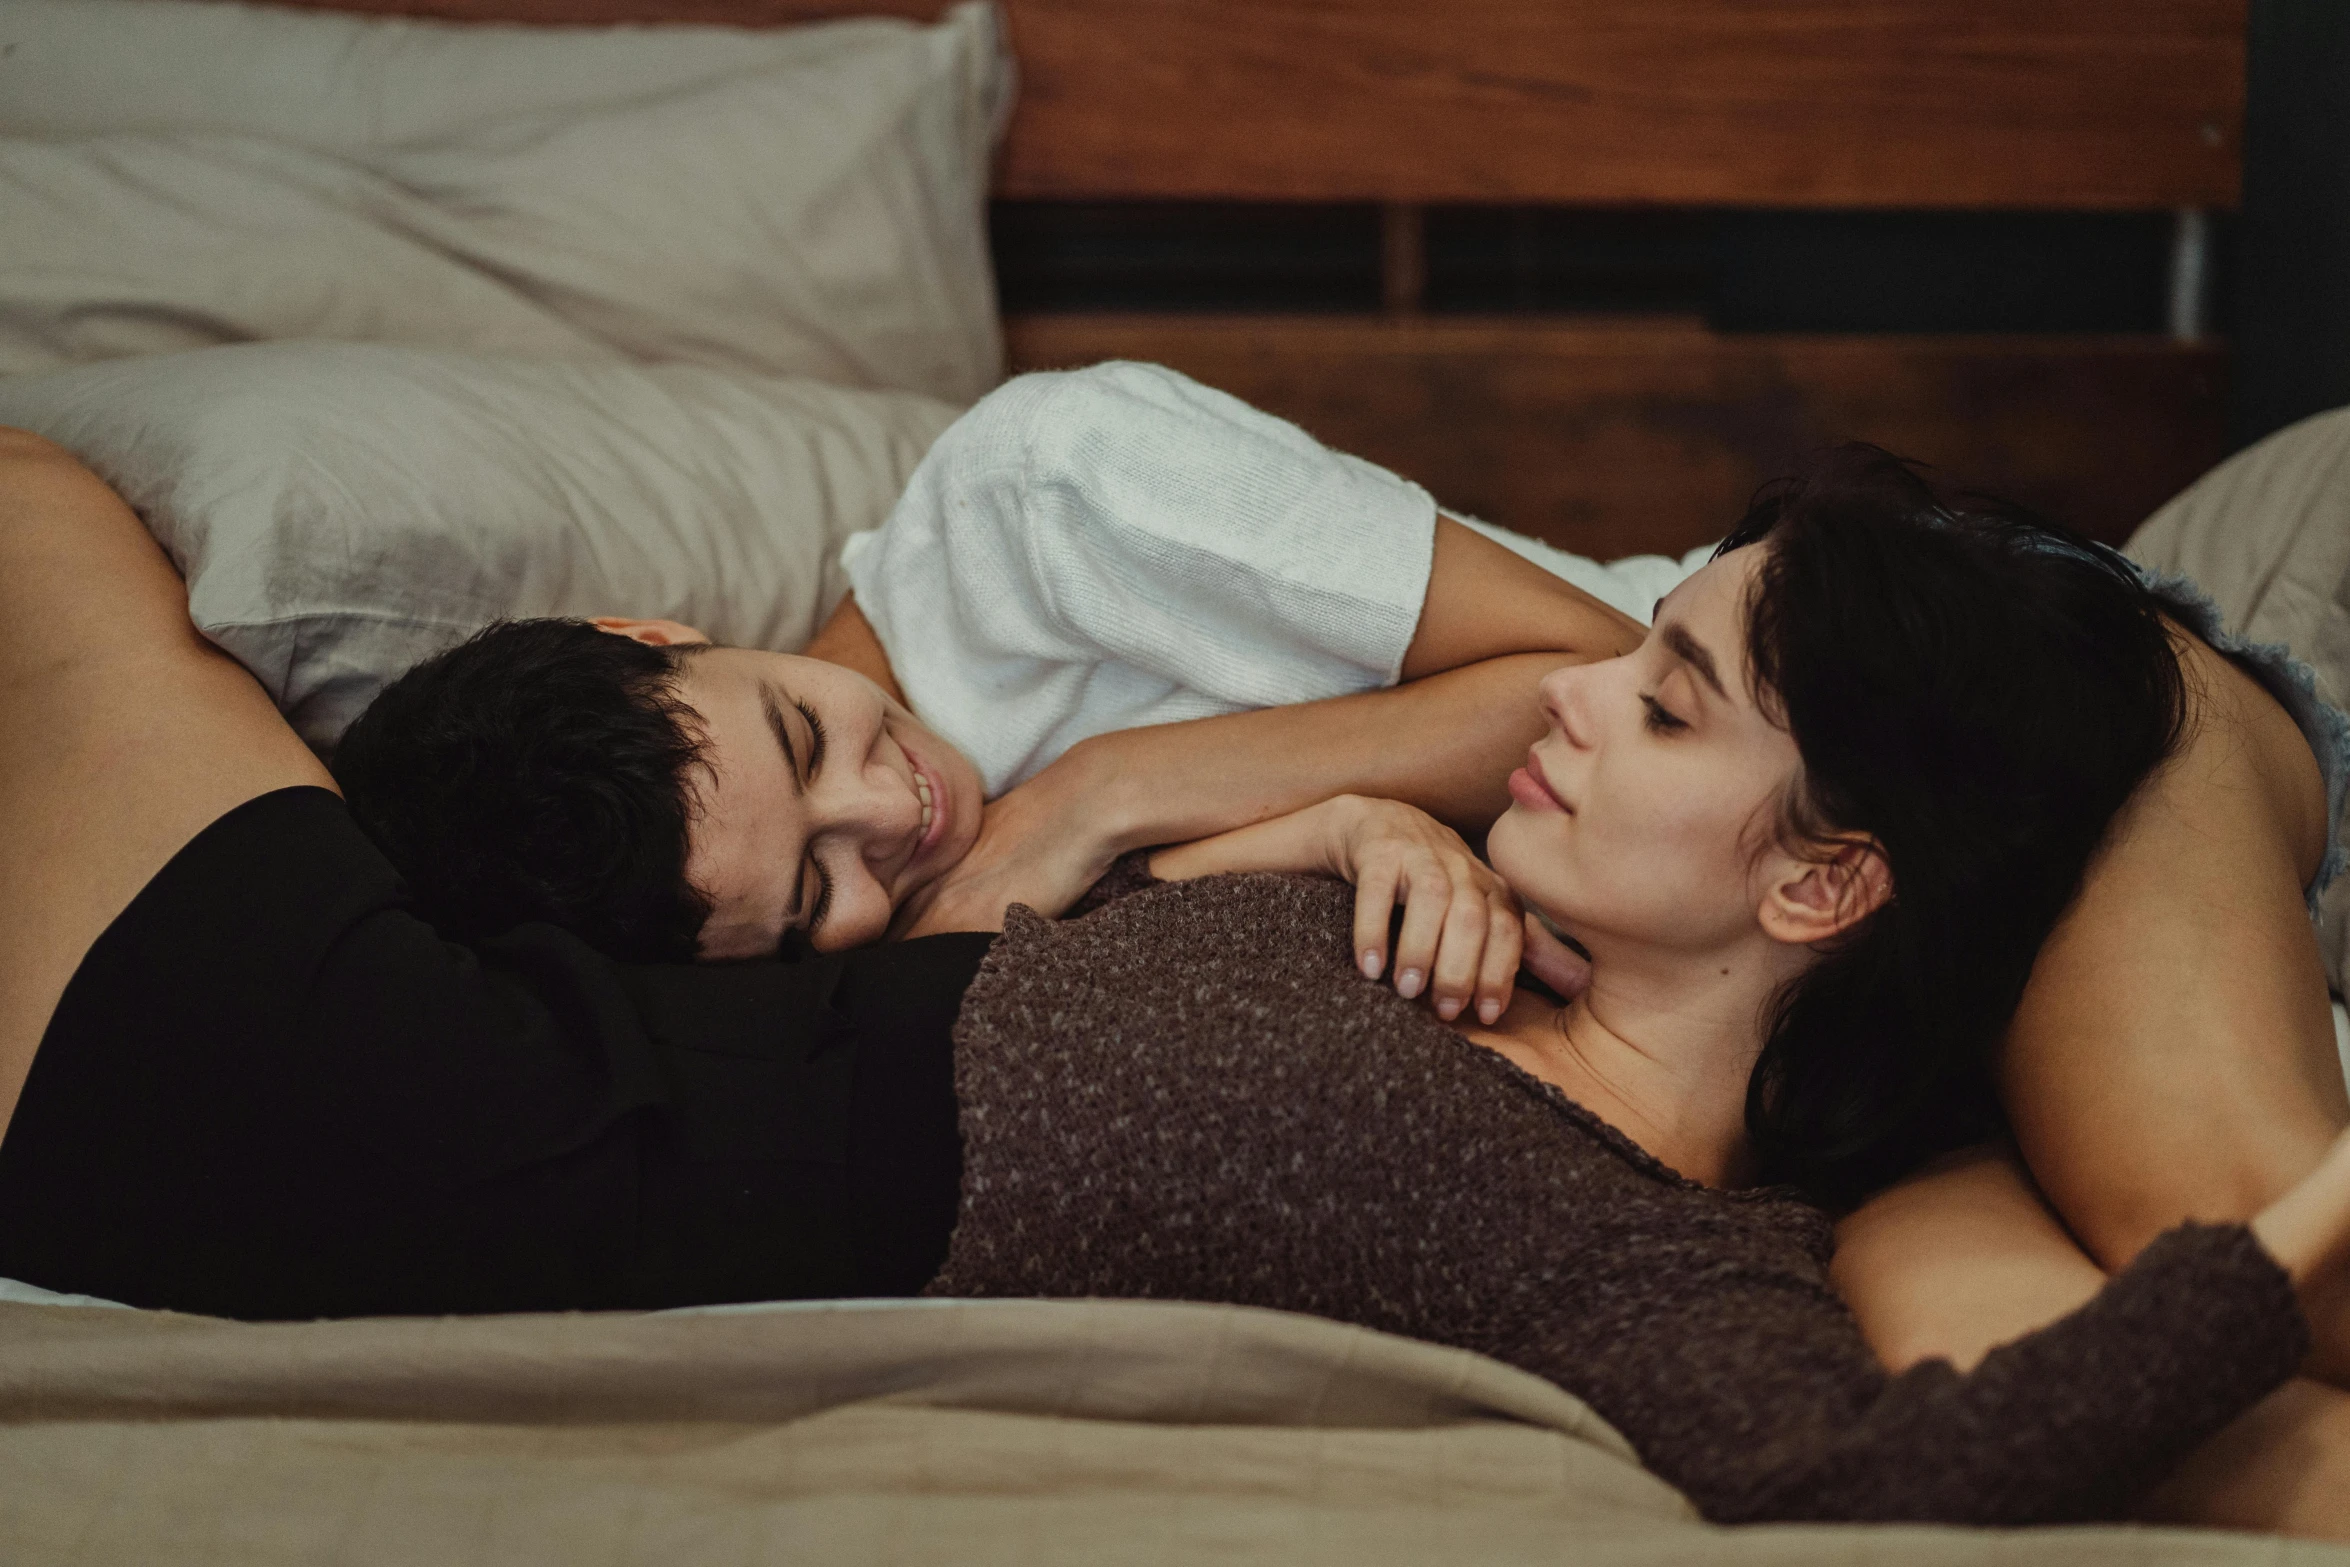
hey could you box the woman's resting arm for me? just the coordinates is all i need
[0,429,330,1136]
[1689,1124,2350,1526]
[1568,1214,2305,1525]
[1834,1145,2350,1538]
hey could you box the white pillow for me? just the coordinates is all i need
[0,342,961,750]
[0,0,1009,403]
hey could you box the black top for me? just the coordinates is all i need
[0,786,983,1319]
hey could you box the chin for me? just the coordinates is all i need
[1485,807,1541,881]
[1486,814,1579,932]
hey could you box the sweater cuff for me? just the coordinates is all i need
[2120,1220,2309,1411]
[1065,849,1163,920]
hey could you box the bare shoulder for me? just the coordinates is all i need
[0,434,329,1138]
[0,425,72,461]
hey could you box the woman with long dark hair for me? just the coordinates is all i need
[6,424,2347,1528]
[918,448,2350,1525]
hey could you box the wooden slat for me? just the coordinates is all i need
[1005,314,2226,556]
[256,0,2245,210]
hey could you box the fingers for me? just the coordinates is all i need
[1473,897,1523,1026]
[1352,852,1403,980]
[1389,860,1452,1004]
[1331,803,1536,1024]
[1426,875,1493,1021]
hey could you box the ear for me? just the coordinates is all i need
[1757,836,1891,948]
[589,616,711,647]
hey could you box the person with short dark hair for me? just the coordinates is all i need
[336,363,1655,980]
[335,618,717,960]
[8,414,2350,1528]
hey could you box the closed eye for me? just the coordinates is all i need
[791,698,832,936]
[1641,693,1688,734]
[805,856,835,937]
[794,698,828,779]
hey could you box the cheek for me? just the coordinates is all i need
[1495,747,1779,940]
[803,878,883,949]
[809,859,898,952]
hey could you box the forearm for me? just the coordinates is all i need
[1147,799,1347,883]
[1049,649,1571,858]
[1056,519,1637,854]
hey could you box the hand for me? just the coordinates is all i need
[1327,796,1525,1026]
[893,753,1118,939]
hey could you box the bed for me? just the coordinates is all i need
[1,1,2339,1561]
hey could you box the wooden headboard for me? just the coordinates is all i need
[271,0,2250,554]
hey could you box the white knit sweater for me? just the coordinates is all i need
[842,361,1709,795]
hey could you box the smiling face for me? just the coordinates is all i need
[1486,547,1818,962]
[595,621,985,959]
[678,645,986,958]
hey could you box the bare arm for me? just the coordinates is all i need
[1061,515,1643,837]
[0,429,330,1138]
[800,593,903,707]
[1396,517,1647,683]
[1999,629,2350,1375]
[1061,515,1645,845]
[1834,1146,2350,1539]
[892,519,1641,938]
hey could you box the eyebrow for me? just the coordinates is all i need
[1660,623,1729,701]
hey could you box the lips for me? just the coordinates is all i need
[904,742,952,859]
[912,765,936,844]
[1509,751,1571,814]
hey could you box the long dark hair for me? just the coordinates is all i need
[1721,447,2186,1207]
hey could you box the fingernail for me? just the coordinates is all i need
[1478,999,1502,1024]
[1360,949,1384,981]
[1397,968,1423,999]
[1435,996,1461,1020]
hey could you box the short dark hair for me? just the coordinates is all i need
[333,618,714,960]
[1722,447,2187,1208]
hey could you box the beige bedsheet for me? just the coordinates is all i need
[0,1293,2326,1565]
[9,419,2348,1565]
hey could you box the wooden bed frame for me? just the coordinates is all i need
[270,0,2247,556]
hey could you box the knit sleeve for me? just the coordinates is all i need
[840,362,1438,794]
[1560,1221,2306,1526]
[1062,848,1162,920]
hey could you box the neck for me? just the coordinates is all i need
[1465,934,1802,1187]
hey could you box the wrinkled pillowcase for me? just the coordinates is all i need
[0,0,1008,403]
[0,342,961,751]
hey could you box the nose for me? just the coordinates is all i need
[802,758,927,951]
[1538,662,1594,749]
[815,760,925,850]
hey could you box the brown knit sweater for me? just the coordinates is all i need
[927,872,2309,1526]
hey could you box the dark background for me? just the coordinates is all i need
[990,0,2346,457]
[2232,0,2350,449]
